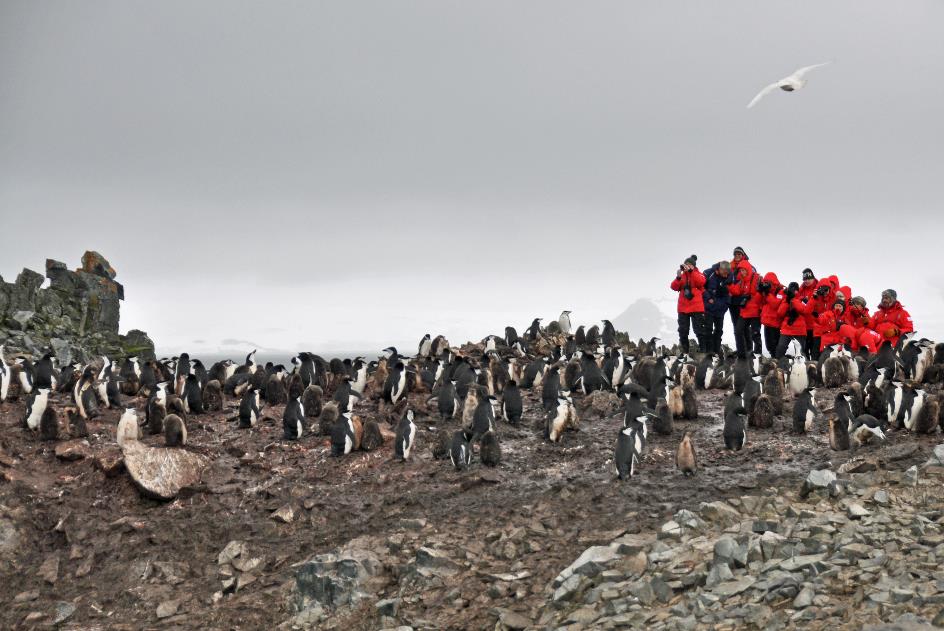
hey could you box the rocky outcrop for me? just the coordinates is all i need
[0,251,154,362]
[121,442,208,500]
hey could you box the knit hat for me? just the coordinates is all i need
[882,288,897,301]
[733,246,746,257]
[683,254,697,267]
[802,268,815,281]
[786,281,800,293]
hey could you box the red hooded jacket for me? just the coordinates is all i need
[670,268,706,314]
[797,278,818,331]
[778,297,814,336]
[844,304,871,331]
[869,301,914,347]
[730,262,763,318]
[759,272,784,327]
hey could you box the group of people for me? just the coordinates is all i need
[671,247,915,360]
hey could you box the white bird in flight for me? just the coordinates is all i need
[747,62,831,109]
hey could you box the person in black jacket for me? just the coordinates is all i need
[702,261,733,354]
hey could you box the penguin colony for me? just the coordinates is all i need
[1,326,943,481]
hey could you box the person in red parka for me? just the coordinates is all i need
[670,254,707,354]
[818,299,859,351]
[729,260,762,359]
[758,272,784,356]
[775,282,814,358]
[843,296,870,351]
[869,289,914,348]
[797,268,819,360]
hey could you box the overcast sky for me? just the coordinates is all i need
[2,1,943,355]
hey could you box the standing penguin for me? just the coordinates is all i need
[743,375,763,417]
[792,388,819,434]
[676,432,697,475]
[479,430,501,467]
[602,320,617,348]
[502,381,523,425]
[525,318,543,341]
[182,374,204,414]
[394,409,417,461]
[0,345,10,402]
[164,414,187,447]
[146,383,168,434]
[116,408,141,448]
[383,361,408,406]
[238,388,262,429]
[653,398,673,435]
[558,310,573,335]
[615,417,647,480]
[762,368,786,415]
[282,393,305,440]
[302,385,323,419]
[35,401,59,442]
[733,356,752,395]
[545,396,572,443]
[900,386,927,432]
[471,395,497,441]
[203,379,223,412]
[435,380,459,420]
[788,355,809,395]
[449,429,474,470]
[15,357,34,396]
[33,353,58,390]
[828,416,850,451]
[331,412,362,456]
[723,405,747,451]
[915,395,940,434]
[417,334,432,358]
[542,365,562,412]
[24,388,51,431]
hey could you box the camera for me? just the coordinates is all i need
[758,280,771,294]
[683,284,694,301]
[816,286,829,296]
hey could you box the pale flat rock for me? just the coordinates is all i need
[122,442,208,500]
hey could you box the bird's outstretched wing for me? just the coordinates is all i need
[747,82,782,109]
[791,62,831,80]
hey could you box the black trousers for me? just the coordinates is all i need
[677,312,706,353]
[729,304,742,329]
[806,332,820,361]
[734,316,761,359]
[775,334,807,359]
[764,326,781,357]
[703,313,725,353]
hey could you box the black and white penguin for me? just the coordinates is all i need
[24,387,50,431]
[383,362,408,406]
[545,396,573,443]
[15,357,34,396]
[282,393,305,440]
[292,352,319,389]
[33,353,58,390]
[621,390,645,426]
[0,345,11,402]
[723,405,747,451]
[676,432,697,476]
[182,374,204,415]
[116,407,141,448]
[792,387,819,434]
[471,395,497,441]
[238,388,261,429]
[602,320,617,348]
[449,429,473,470]
[502,381,523,425]
[73,367,99,421]
[885,381,906,427]
[541,365,562,412]
[578,352,605,394]
[119,356,142,395]
[434,380,459,420]
[615,416,647,480]
[394,409,417,461]
[733,356,752,396]
[331,412,358,456]
[558,310,573,335]
[743,375,763,416]
[899,386,927,432]
[574,325,586,346]
[524,318,543,341]
[695,354,716,390]
[520,358,547,389]
[504,326,519,347]
[174,353,192,396]
[164,413,187,447]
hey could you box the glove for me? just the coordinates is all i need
[884,327,897,339]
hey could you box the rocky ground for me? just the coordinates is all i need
[1,376,943,630]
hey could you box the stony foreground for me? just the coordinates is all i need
[2,378,944,630]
